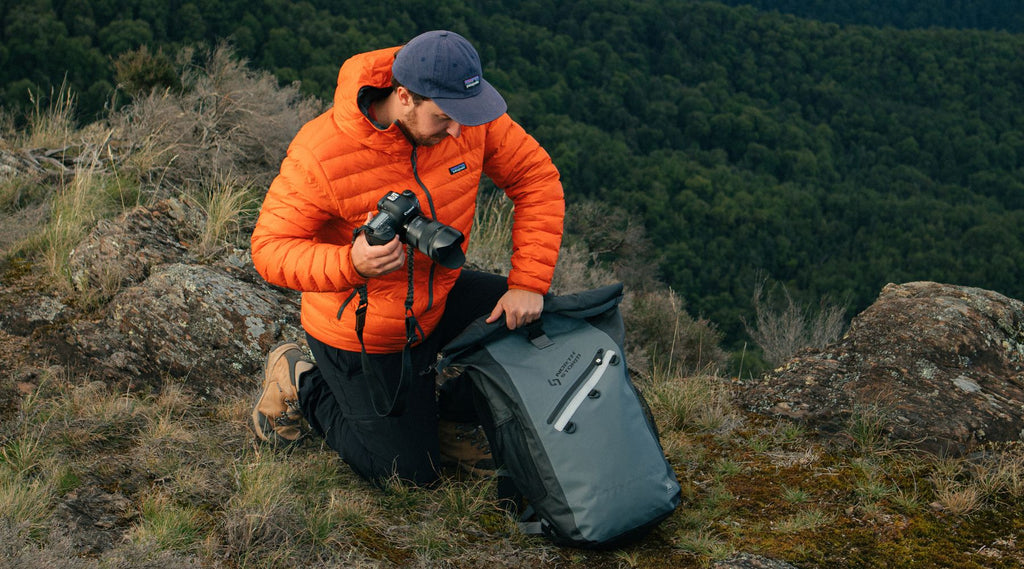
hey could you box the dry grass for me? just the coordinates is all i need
[744,276,847,366]
[0,128,47,251]
[25,166,111,288]
[466,188,620,295]
[187,170,261,259]
[1,85,135,286]
[112,43,320,193]
[645,370,738,435]
[2,43,314,300]
[21,81,77,151]
[622,287,728,378]
[774,507,835,533]
[466,188,514,275]
[3,306,1024,569]
[0,447,58,537]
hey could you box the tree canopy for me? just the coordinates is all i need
[3,0,1023,348]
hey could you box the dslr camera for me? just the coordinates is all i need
[362,190,466,269]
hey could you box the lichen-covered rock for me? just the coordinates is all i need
[738,281,1024,455]
[51,196,303,395]
[714,553,799,569]
[0,285,67,335]
[71,262,301,394]
[67,198,196,292]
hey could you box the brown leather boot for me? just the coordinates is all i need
[252,342,315,447]
[438,419,496,478]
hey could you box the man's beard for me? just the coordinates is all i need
[396,114,447,147]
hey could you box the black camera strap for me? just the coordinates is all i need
[353,243,424,418]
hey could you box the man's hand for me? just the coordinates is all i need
[486,289,544,330]
[351,215,406,278]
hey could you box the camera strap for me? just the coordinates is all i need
[353,243,424,418]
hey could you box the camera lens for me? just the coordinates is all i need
[405,217,465,269]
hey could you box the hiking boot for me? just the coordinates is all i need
[252,342,315,447]
[439,419,496,478]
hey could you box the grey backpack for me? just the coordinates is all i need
[437,283,681,548]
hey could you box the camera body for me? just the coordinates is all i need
[363,190,466,269]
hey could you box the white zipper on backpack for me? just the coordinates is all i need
[550,348,616,432]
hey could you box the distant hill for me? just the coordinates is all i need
[716,0,1024,32]
[2,0,1023,349]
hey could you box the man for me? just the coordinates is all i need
[249,30,564,486]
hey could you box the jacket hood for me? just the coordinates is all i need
[332,46,409,153]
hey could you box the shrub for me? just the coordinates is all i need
[743,276,847,366]
[623,287,727,378]
[112,43,321,194]
[113,45,182,100]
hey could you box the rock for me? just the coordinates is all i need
[0,287,68,335]
[738,281,1024,455]
[714,553,799,569]
[53,486,135,555]
[71,262,301,394]
[67,198,196,292]
[41,197,305,395]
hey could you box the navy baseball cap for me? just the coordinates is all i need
[392,30,507,126]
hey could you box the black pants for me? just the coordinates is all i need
[297,270,507,486]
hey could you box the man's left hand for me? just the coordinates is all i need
[486,289,544,330]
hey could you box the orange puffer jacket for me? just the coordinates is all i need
[251,46,564,353]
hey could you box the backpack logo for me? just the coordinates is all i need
[553,350,582,383]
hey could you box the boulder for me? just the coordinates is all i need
[738,281,1024,454]
[71,261,301,395]
[67,197,196,292]
[61,197,302,395]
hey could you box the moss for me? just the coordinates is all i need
[0,256,33,280]
[678,431,1024,569]
[349,525,415,566]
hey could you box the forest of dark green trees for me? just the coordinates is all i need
[718,0,1024,34]
[2,0,1023,348]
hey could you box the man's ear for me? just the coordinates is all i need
[394,86,414,108]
